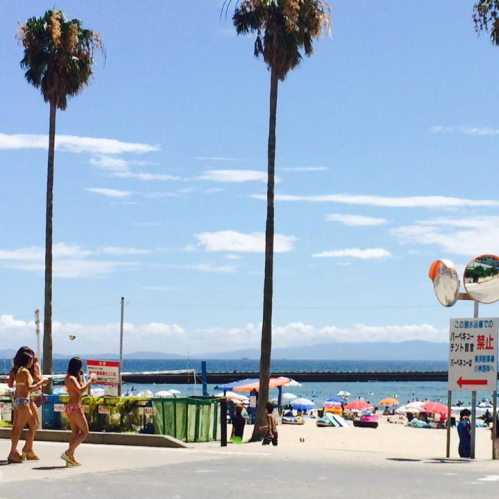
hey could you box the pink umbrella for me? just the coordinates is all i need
[344,400,373,411]
[422,401,449,415]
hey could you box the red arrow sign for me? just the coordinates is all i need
[457,377,488,388]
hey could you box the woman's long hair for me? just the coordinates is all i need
[67,357,83,382]
[12,346,34,373]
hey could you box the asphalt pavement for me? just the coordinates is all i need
[1,440,499,499]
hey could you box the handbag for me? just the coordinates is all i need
[34,393,47,408]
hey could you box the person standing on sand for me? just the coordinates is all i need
[457,409,472,458]
[61,357,96,467]
[260,402,278,446]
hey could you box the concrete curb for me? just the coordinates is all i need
[0,428,188,448]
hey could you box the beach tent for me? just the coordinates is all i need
[214,378,261,391]
[232,377,291,392]
[214,391,249,402]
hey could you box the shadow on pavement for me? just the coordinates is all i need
[33,466,68,471]
[386,458,421,462]
[424,458,470,464]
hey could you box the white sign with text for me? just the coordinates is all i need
[448,317,498,391]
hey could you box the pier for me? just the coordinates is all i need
[120,370,451,384]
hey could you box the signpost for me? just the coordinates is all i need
[430,255,499,460]
[448,318,498,392]
[87,359,120,396]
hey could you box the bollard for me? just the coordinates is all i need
[220,398,227,447]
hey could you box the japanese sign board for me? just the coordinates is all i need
[87,359,120,386]
[448,318,498,391]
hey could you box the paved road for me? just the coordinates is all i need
[1,441,499,499]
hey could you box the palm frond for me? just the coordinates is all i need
[17,9,104,110]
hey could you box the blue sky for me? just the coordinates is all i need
[2,0,499,357]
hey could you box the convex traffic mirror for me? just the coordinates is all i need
[428,259,460,307]
[463,254,499,304]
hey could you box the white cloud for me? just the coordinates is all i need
[194,230,296,253]
[250,193,499,208]
[393,215,499,257]
[0,316,446,355]
[313,248,392,259]
[431,126,499,136]
[199,169,270,183]
[282,166,328,172]
[90,155,156,172]
[87,187,132,198]
[0,243,149,278]
[182,263,236,273]
[326,214,388,226]
[110,172,181,181]
[0,133,158,154]
[101,247,151,255]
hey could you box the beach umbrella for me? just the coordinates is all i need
[290,398,315,410]
[395,401,425,414]
[337,391,351,398]
[422,401,449,415]
[378,397,399,406]
[286,378,302,387]
[344,400,372,411]
[215,391,249,402]
[169,389,181,395]
[155,390,174,398]
[282,392,298,401]
[327,396,344,403]
[323,401,342,409]
[479,401,493,408]
[136,390,153,397]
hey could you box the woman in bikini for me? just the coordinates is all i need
[8,346,45,461]
[7,351,48,463]
[61,357,96,466]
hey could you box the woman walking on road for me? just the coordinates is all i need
[61,357,96,466]
[7,350,48,463]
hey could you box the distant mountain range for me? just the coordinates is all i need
[0,340,448,361]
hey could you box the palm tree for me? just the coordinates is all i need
[473,1,499,44]
[229,0,330,441]
[17,10,103,385]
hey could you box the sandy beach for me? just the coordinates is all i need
[238,415,497,461]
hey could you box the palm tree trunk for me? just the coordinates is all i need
[250,67,278,442]
[43,101,56,389]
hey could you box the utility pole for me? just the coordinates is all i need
[35,309,41,363]
[119,297,125,396]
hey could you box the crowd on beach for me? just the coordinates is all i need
[5,346,97,466]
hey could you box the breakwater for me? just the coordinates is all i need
[121,370,451,384]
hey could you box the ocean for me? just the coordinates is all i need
[4,358,494,407]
